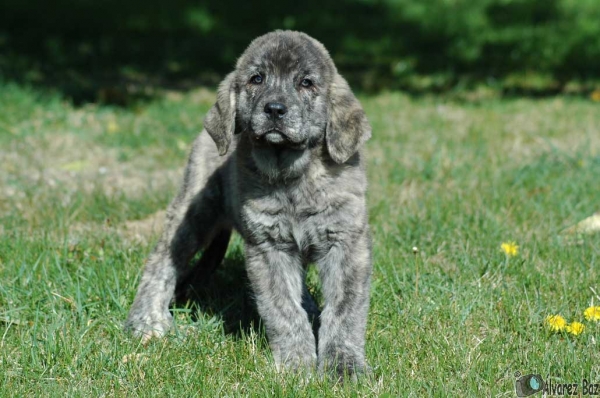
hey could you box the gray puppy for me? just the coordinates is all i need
[125,30,372,377]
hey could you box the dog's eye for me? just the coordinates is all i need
[250,75,263,84]
[300,78,313,88]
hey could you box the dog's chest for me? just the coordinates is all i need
[240,180,354,256]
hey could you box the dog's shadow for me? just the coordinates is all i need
[173,243,262,339]
[173,239,322,341]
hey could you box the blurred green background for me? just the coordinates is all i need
[2,2,600,395]
[1,0,600,102]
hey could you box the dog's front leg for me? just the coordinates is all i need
[316,230,372,379]
[245,244,317,371]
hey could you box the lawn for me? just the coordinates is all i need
[1,82,599,396]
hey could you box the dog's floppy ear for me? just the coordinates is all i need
[204,72,237,156]
[326,74,371,164]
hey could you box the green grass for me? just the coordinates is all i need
[1,83,599,396]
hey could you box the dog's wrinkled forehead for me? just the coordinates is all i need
[236,31,335,82]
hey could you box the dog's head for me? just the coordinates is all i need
[204,31,371,178]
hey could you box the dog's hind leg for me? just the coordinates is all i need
[125,133,228,341]
[175,227,232,300]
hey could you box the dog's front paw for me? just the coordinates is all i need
[271,340,317,373]
[318,344,368,381]
[124,310,173,343]
[275,350,317,373]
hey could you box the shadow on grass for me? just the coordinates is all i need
[173,243,322,342]
[174,246,263,339]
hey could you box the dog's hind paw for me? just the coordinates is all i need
[124,312,172,343]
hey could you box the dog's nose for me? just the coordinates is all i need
[264,102,288,119]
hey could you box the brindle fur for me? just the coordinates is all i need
[125,31,373,378]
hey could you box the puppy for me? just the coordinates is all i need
[125,30,373,377]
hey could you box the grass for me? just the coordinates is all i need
[1,82,599,396]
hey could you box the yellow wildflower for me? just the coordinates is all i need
[501,242,519,257]
[566,322,585,336]
[545,315,566,332]
[176,139,188,151]
[584,306,600,322]
[107,121,119,134]
[60,160,89,172]
[591,90,600,102]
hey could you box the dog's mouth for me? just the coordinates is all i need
[263,130,286,144]
[252,129,307,150]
